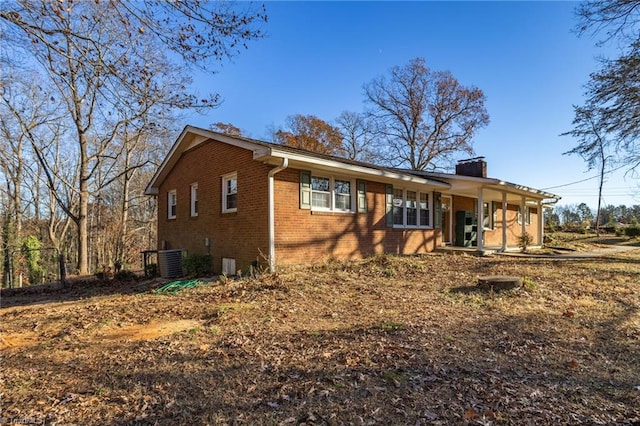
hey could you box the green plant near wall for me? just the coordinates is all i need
[517,232,533,253]
[182,254,213,276]
[21,235,45,285]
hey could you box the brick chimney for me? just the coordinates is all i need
[455,157,487,178]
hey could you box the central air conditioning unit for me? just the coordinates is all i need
[158,249,185,278]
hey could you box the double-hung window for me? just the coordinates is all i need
[334,179,351,211]
[517,206,532,225]
[222,173,237,213]
[419,193,429,226]
[483,202,497,229]
[311,176,331,209]
[406,191,418,226]
[393,189,404,225]
[167,189,177,219]
[390,188,431,228]
[309,175,353,211]
[190,183,198,217]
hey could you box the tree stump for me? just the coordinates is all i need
[477,276,522,292]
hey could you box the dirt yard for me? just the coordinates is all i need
[1,236,639,425]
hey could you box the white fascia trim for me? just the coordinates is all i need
[145,126,193,195]
[427,172,560,201]
[495,181,560,201]
[257,149,450,189]
[427,172,500,185]
[185,126,268,151]
[145,126,270,196]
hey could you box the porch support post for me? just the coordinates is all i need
[477,187,484,252]
[502,192,508,252]
[537,200,544,246]
[521,196,526,238]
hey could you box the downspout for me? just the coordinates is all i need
[268,158,289,273]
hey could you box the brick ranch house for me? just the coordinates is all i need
[145,126,560,274]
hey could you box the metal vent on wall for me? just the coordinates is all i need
[222,258,236,276]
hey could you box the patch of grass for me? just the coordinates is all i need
[380,321,404,333]
[94,386,109,396]
[522,276,537,291]
[440,288,490,309]
[207,326,221,335]
[382,369,408,385]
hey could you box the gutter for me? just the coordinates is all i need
[267,157,289,273]
[255,149,450,189]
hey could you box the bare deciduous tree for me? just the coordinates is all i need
[1,0,266,275]
[364,58,489,171]
[335,111,380,163]
[562,106,610,236]
[575,0,640,43]
[566,0,640,200]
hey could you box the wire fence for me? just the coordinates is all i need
[4,247,66,289]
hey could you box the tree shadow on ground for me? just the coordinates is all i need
[0,276,193,309]
[4,308,637,425]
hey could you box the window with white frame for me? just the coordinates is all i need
[406,191,417,226]
[419,193,429,226]
[517,206,532,225]
[311,176,331,209]
[392,188,431,228]
[310,175,353,211]
[393,188,404,225]
[190,183,198,217]
[483,202,497,229]
[222,173,237,213]
[334,179,351,211]
[167,189,177,219]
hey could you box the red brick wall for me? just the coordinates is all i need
[156,137,544,270]
[272,168,441,264]
[157,140,271,273]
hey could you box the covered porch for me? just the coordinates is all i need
[436,176,559,253]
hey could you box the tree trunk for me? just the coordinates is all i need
[34,161,41,222]
[78,192,89,275]
[77,132,90,275]
[120,170,131,264]
[595,148,606,238]
[12,138,23,242]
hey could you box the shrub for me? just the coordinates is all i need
[517,232,533,253]
[182,254,212,276]
[21,235,45,285]
[625,225,640,237]
[145,263,158,277]
[94,266,112,280]
[114,269,137,281]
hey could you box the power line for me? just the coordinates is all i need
[540,164,630,190]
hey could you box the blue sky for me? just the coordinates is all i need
[186,1,639,209]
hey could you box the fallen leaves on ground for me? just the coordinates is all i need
[1,245,639,425]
